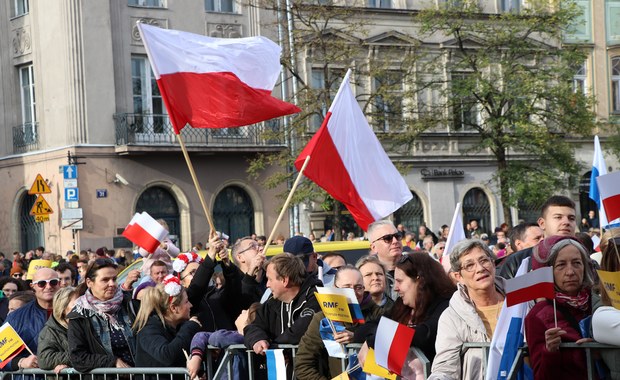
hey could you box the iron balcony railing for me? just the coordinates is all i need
[114,113,285,147]
[12,122,38,154]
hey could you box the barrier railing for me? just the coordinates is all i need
[0,367,191,380]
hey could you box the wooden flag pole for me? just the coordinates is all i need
[176,134,216,234]
[262,155,311,256]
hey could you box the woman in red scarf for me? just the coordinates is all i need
[525,236,597,380]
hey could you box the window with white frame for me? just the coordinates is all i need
[19,64,36,143]
[373,71,404,132]
[500,0,522,12]
[367,0,391,8]
[131,57,169,133]
[128,0,164,7]
[573,61,587,95]
[613,57,620,113]
[205,0,236,13]
[13,0,29,17]
[451,73,479,131]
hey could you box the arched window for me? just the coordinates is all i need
[393,191,424,232]
[462,188,491,235]
[613,57,620,113]
[19,192,44,252]
[136,186,181,247]
[579,171,598,221]
[213,186,254,242]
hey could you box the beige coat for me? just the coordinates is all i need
[429,278,506,380]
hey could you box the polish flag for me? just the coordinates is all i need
[596,170,620,223]
[295,70,412,230]
[505,267,554,307]
[122,212,168,254]
[137,23,300,133]
[375,316,415,375]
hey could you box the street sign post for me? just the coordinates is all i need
[64,188,79,202]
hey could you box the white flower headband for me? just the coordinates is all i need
[173,252,203,274]
[162,274,182,300]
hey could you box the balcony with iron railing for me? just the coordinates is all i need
[113,113,286,153]
[12,122,39,154]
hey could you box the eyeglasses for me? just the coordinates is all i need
[459,256,493,273]
[181,269,198,281]
[337,284,365,292]
[372,232,402,244]
[237,242,260,255]
[34,278,60,289]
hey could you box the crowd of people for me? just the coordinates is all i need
[0,194,618,379]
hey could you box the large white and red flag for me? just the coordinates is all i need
[596,170,620,222]
[295,70,412,230]
[122,212,168,254]
[136,23,300,133]
[505,267,554,307]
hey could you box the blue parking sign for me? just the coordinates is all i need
[65,187,79,202]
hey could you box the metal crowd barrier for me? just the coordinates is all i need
[0,367,191,380]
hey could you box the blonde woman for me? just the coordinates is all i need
[38,287,81,373]
[134,275,202,368]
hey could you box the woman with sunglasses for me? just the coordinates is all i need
[590,229,620,378]
[68,258,139,372]
[525,236,596,380]
[429,239,505,380]
[133,275,202,371]
[358,253,456,376]
[38,286,81,373]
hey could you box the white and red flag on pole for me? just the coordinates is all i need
[596,170,620,222]
[375,316,415,376]
[122,212,168,254]
[505,267,554,307]
[295,70,412,230]
[136,23,300,133]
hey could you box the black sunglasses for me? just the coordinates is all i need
[34,278,60,289]
[372,232,402,244]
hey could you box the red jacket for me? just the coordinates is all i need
[524,300,590,380]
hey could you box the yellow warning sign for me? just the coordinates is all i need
[35,215,50,223]
[28,174,51,195]
[30,195,53,216]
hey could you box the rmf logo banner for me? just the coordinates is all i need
[315,293,352,323]
[0,323,26,368]
[597,270,620,309]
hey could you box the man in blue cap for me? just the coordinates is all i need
[283,235,336,286]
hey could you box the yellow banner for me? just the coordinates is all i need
[0,323,25,362]
[362,348,396,380]
[26,260,52,280]
[315,293,352,323]
[597,270,620,309]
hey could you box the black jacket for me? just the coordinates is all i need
[186,256,243,331]
[497,247,533,279]
[38,315,71,370]
[67,291,139,372]
[244,276,322,349]
[135,314,202,367]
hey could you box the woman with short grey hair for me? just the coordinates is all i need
[429,239,505,380]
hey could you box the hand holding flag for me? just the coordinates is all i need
[0,323,29,369]
[374,316,415,376]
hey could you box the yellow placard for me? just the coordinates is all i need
[363,348,397,380]
[316,293,352,323]
[0,323,26,362]
[34,215,50,223]
[331,372,349,380]
[597,270,620,310]
[28,174,51,195]
[26,260,52,280]
[30,195,53,216]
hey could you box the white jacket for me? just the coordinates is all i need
[429,278,506,380]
